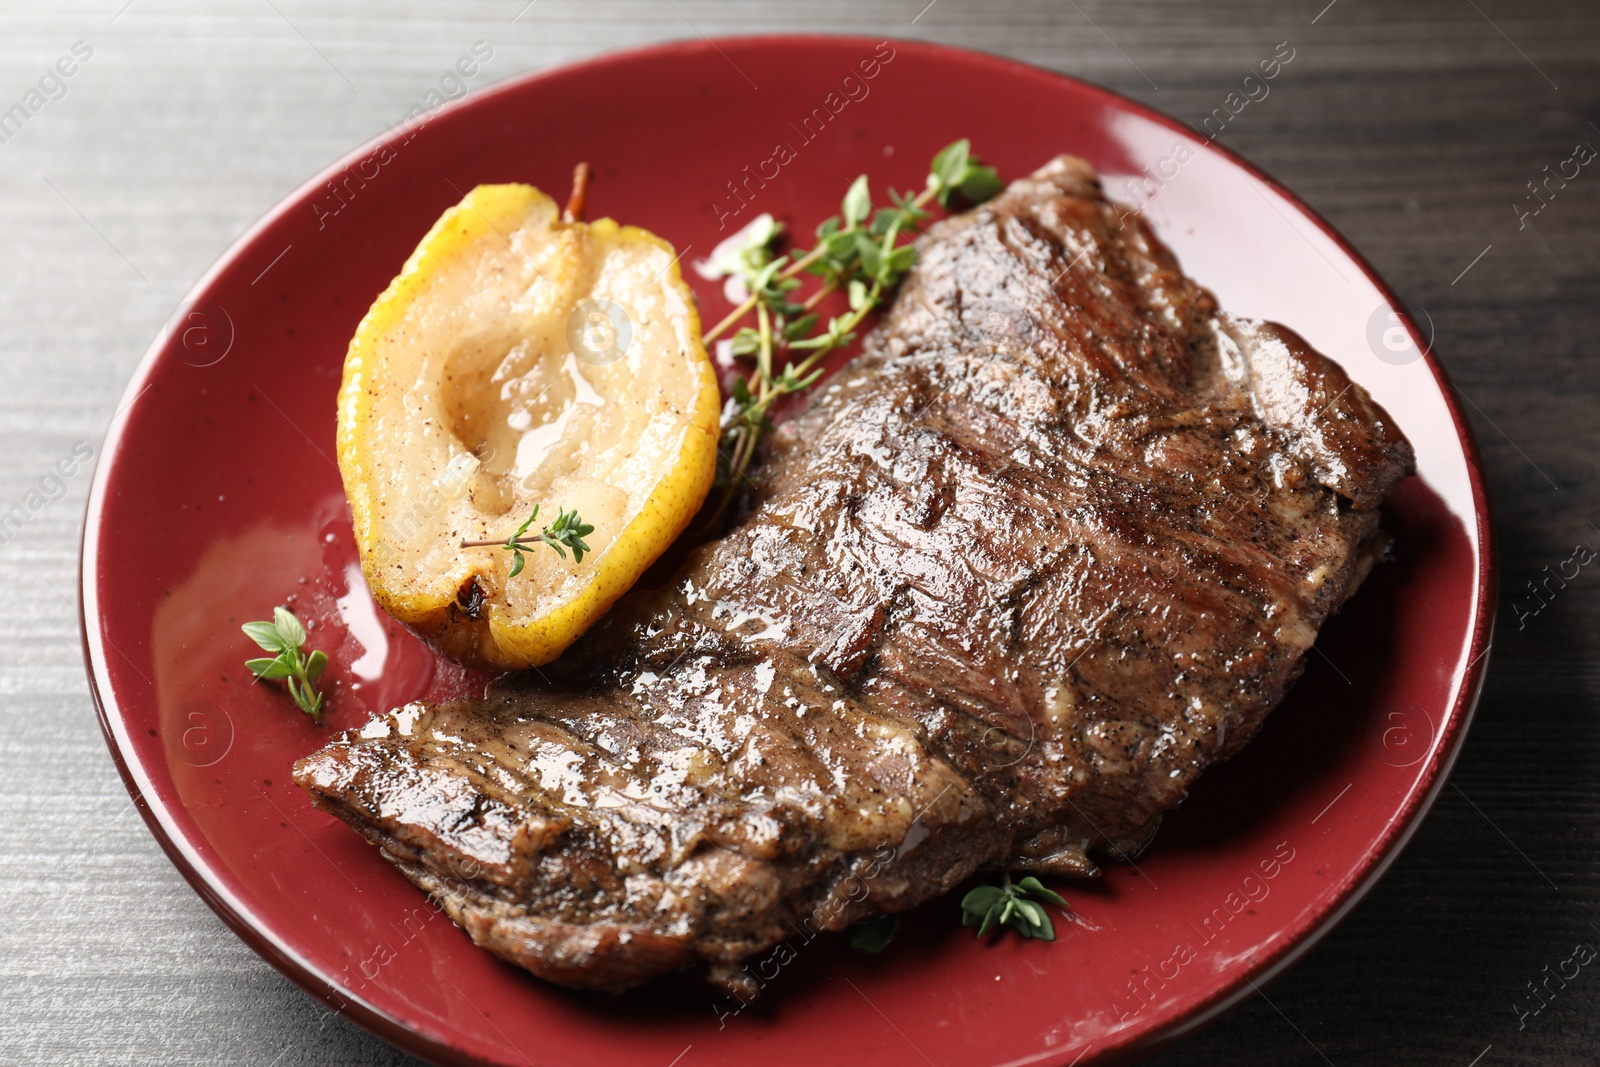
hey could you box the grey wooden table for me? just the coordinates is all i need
[3,1,1596,1064]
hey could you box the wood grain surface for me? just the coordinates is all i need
[1,1,1595,1064]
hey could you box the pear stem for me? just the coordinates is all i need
[563,162,591,223]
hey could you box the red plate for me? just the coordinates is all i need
[82,36,1493,1067]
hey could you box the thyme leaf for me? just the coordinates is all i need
[847,914,902,954]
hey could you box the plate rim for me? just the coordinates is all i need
[79,32,1496,1067]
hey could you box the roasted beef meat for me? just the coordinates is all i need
[296,156,1414,993]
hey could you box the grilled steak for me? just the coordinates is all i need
[296,156,1414,994]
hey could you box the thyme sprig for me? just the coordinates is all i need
[960,873,1068,942]
[242,607,329,724]
[461,504,595,575]
[699,140,1002,532]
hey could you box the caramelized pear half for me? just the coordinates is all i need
[337,183,719,669]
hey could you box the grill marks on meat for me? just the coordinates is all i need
[296,156,1414,993]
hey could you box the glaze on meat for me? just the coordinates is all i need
[295,156,1414,994]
